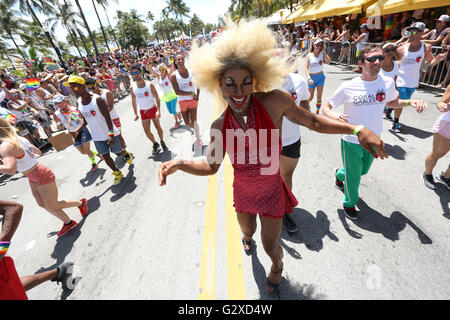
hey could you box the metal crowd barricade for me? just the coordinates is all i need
[419,45,449,90]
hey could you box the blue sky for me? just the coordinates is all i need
[48,0,232,42]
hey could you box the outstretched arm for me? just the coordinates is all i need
[280,90,387,159]
[159,118,225,186]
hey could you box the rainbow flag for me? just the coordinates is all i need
[301,40,307,49]
[1,112,16,121]
[383,15,394,40]
[26,78,40,91]
[43,57,58,71]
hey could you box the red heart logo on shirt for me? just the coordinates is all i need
[90,110,96,116]
[189,82,192,86]
[376,90,386,102]
[165,82,168,86]
[416,56,422,63]
[319,60,323,65]
[144,92,149,97]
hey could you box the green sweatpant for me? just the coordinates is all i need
[335,139,375,208]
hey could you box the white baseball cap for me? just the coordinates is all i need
[435,15,450,23]
[52,94,66,104]
[406,21,426,32]
[313,38,324,46]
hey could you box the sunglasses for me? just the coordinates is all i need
[365,55,385,62]
[405,30,420,36]
[131,71,140,75]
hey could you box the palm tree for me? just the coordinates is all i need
[0,2,26,59]
[74,0,100,56]
[99,0,120,48]
[0,38,19,69]
[147,11,154,23]
[165,0,190,37]
[51,1,84,57]
[92,0,112,52]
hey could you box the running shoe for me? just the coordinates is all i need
[51,261,74,287]
[123,150,133,164]
[91,163,98,172]
[334,168,344,191]
[57,220,78,237]
[160,140,168,152]
[384,108,393,121]
[174,121,180,129]
[343,206,358,220]
[423,174,436,190]
[152,142,161,155]
[436,172,450,190]
[78,198,88,217]
[283,214,298,233]
[392,123,401,132]
[112,170,123,185]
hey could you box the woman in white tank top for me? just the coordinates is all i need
[380,42,400,120]
[305,39,331,114]
[0,117,88,237]
[171,54,202,149]
[155,63,182,128]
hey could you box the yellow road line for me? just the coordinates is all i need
[198,99,219,300]
[224,158,246,300]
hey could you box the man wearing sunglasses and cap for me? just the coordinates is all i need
[64,75,132,185]
[387,21,448,132]
[322,44,428,220]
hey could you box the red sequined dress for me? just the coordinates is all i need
[222,96,298,219]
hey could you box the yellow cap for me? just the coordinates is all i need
[63,75,85,87]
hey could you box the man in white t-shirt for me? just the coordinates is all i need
[279,72,310,233]
[322,44,428,219]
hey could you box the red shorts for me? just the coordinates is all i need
[140,106,158,121]
[25,163,56,186]
[0,257,28,300]
[179,99,198,113]
[112,117,122,134]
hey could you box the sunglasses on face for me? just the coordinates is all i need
[365,55,385,62]
[131,71,140,76]
[406,30,420,36]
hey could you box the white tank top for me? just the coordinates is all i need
[380,61,400,81]
[396,43,425,88]
[78,94,118,141]
[16,136,38,172]
[307,52,324,74]
[132,81,156,110]
[159,75,173,95]
[101,90,119,120]
[174,69,196,101]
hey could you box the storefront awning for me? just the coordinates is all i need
[283,0,379,23]
[366,0,450,16]
[281,2,315,24]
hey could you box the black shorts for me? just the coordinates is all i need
[281,138,301,159]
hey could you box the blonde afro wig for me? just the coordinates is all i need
[188,17,291,110]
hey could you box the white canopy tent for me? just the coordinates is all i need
[266,8,292,25]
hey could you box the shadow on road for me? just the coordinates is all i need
[280,208,339,254]
[384,143,406,160]
[249,242,325,300]
[388,124,433,140]
[337,198,433,244]
[432,183,450,218]
[149,149,176,162]
[79,168,107,187]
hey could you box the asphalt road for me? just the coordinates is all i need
[2,61,449,300]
